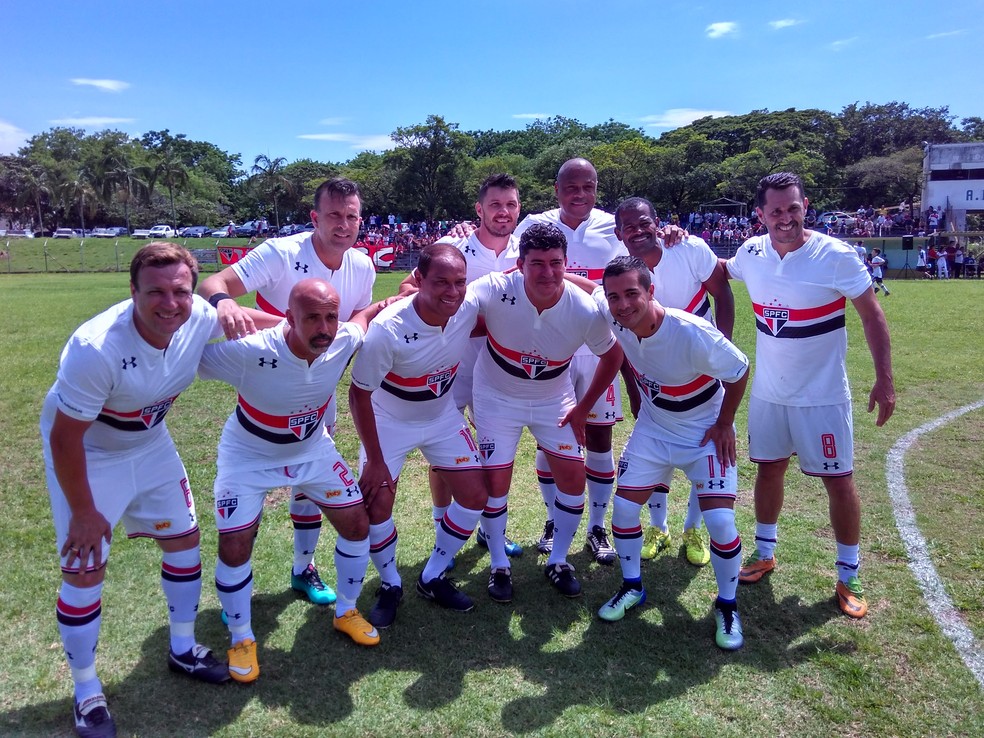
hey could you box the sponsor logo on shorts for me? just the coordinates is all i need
[762,307,789,335]
[695,482,704,490]
[479,442,495,461]
[587,411,597,419]
[325,490,341,498]
[455,456,471,464]
[217,498,238,519]
[558,444,573,451]
[154,520,171,531]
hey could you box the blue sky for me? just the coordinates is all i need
[2,0,980,165]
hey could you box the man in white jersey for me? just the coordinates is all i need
[350,245,491,621]
[726,172,895,619]
[513,159,627,564]
[581,257,749,650]
[41,243,232,737]
[470,223,623,600]
[199,178,375,609]
[400,174,525,562]
[199,279,385,684]
[613,197,735,567]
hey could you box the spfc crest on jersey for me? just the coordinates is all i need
[426,367,455,397]
[520,354,548,379]
[140,396,177,428]
[636,375,660,403]
[287,407,325,440]
[761,307,789,335]
[479,441,495,461]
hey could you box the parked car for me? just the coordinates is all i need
[148,224,177,238]
[105,226,129,237]
[53,228,80,239]
[179,226,210,238]
[235,220,259,237]
[278,223,306,236]
[818,211,857,228]
[211,224,236,237]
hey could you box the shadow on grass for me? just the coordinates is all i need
[1,548,841,736]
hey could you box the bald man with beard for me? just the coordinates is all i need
[198,279,385,683]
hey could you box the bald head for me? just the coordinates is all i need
[555,158,598,228]
[557,158,597,184]
[288,278,340,314]
[286,278,341,361]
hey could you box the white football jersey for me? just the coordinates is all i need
[41,296,222,457]
[350,296,479,422]
[650,236,718,321]
[198,321,364,470]
[232,232,375,320]
[469,270,615,400]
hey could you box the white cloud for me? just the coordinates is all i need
[70,78,130,93]
[926,30,964,39]
[640,108,732,129]
[829,37,858,51]
[512,113,553,119]
[706,22,738,39]
[0,119,29,155]
[50,117,136,127]
[769,19,801,30]
[297,132,395,150]
[317,117,347,126]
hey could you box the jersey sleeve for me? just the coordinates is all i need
[688,237,718,283]
[197,335,250,385]
[834,248,875,299]
[688,320,749,384]
[231,241,284,293]
[725,250,744,282]
[53,340,116,422]
[465,273,499,315]
[349,321,395,392]
[579,293,617,356]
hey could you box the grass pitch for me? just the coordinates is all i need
[0,272,981,737]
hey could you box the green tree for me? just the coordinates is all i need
[251,155,294,230]
[838,102,958,163]
[385,115,473,220]
[842,147,924,210]
[143,130,190,228]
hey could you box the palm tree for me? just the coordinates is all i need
[57,167,98,233]
[251,154,294,230]
[143,131,189,228]
[102,147,147,234]
[15,164,52,236]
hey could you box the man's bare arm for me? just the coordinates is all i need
[851,289,896,427]
[198,268,255,339]
[49,411,112,572]
[703,260,735,340]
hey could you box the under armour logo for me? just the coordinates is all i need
[501,293,516,304]
[605,412,616,419]
[823,461,841,470]
[294,261,309,273]
[707,480,725,489]
[746,243,763,256]
[382,556,395,568]
[122,357,137,370]
[231,612,242,620]
[258,358,278,368]
[404,333,419,343]
[464,245,476,256]
[346,576,365,585]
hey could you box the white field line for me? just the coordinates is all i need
[885,400,984,689]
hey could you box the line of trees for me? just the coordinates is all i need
[1,101,981,235]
